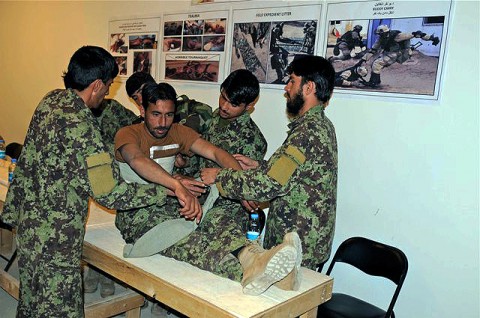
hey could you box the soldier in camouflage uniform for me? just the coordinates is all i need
[94,98,141,147]
[201,55,338,279]
[85,99,140,297]
[0,46,201,318]
[161,70,267,277]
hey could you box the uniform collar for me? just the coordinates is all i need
[288,104,324,130]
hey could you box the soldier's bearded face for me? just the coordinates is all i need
[286,90,304,116]
[143,99,175,138]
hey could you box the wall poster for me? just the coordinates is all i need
[109,18,161,80]
[160,10,229,84]
[230,4,322,87]
[324,0,452,100]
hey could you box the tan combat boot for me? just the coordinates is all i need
[239,233,297,295]
[274,232,303,291]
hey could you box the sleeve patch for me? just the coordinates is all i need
[86,152,116,197]
[267,146,305,186]
[285,145,306,165]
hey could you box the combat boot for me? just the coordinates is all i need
[368,72,381,87]
[100,275,115,298]
[239,234,297,295]
[274,232,303,291]
[83,267,100,293]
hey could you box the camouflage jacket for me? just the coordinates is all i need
[1,89,166,266]
[216,106,338,269]
[95,98,139,151]
[186,109,267,207]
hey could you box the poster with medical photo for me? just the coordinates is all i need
[324,0,452,100]
[109,18,160,80]
[230,4,321,86]
[160,10,228,84]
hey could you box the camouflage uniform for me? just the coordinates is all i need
[215,106,337,270]
[94,98,139,150]
[1,89,166,318]
[161,109,267,280]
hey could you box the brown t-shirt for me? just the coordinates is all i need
[114,123,200,162]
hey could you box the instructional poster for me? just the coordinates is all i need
[324,0,452,100]
[160,10,229,84]
[230,4,322,86]
[108,18,161,80]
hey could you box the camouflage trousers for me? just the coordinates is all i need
[16,251,83,318]
[161,204,249,282]
[116,197,181,244]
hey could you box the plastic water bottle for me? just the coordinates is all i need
[8,159,16,183]
[246,212,260,241]
[0,139,5,160]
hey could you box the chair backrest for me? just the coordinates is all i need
[326,237,408,316]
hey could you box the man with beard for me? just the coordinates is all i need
[201,55,338,291]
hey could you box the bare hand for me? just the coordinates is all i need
[242,200,259,212]
[173,181,203,222]
[200,168,221,185]
[173,174,208,197]
[233,154,258,170]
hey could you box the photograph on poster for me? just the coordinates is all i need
[230,5,321,86]
[133,51,152,74]
[184,20,205,35]
[129,34,157,49]
[110,33,127,53]
[324,1,451,99]
[108,18,160,79]
[165,57,219,82]
[164,21,183,36]
[163,37,182,52]
[116,56,128,75]
[161,11,228,83]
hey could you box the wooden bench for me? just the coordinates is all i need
[84,201,333,318]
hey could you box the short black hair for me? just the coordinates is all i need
[126,72,155,97]
[141,82,177,110]
[220,69,259,106]
[286,55,335,104]
[63,46,118,91]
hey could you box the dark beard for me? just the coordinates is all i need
[286,91,304,116]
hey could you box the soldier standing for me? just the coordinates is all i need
[0,46,200,317]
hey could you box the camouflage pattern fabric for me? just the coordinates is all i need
[215,106,338,270]
[161,109,267,281]
[95,98,139,152]
[1,89,166,317]
[175,95,212,135]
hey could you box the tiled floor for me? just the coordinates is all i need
[0,249,183,318]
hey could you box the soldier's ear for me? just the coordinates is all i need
[92,79,103,93]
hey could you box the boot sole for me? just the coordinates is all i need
[243,245,296,296]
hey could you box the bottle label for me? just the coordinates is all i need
[246,231,260,241]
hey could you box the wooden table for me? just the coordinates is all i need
[84,202,333,318]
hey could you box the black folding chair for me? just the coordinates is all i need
[317,237,408,318]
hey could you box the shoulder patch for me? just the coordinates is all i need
[267,145,305,186]
[86,152,116,197]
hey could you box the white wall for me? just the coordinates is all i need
[0,1,478,317]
